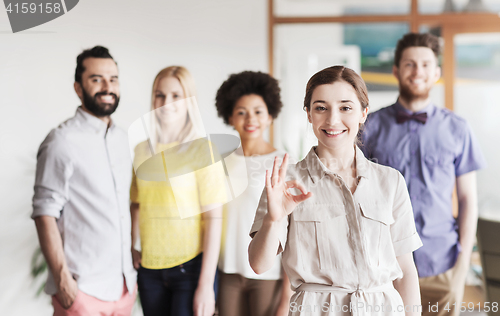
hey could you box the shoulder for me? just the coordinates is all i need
[39,118,76,152]
[434,107,468,125]
[133,140,153,157]
[433,107,470,137]
[364,105,397,136]
[367,105,395,122]
[367,158,402,183]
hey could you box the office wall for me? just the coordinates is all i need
[0,0,267,314]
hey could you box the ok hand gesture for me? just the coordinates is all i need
[265,154,312,223]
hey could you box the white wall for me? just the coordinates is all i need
[0,0,267,314]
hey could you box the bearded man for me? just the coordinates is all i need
[32,46,137,316]
[362,33,486,316]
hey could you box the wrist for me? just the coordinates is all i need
[54,268,72,289]
[263,213,284,225]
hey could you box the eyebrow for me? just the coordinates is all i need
[402,58,435,63]
[312,100,327,105]
[234,105,266,110]
[88,74,119,79]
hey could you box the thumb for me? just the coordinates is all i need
[293,192,313,204]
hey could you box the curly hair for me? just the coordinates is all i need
[215,71,283,125]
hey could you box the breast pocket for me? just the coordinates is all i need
[292,204,347,271]
[358,201,393,267]
[424,151,455,182]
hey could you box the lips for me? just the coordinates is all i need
[98,95,114,103]
[95,92,118,104]
[244,126,258,132]
[322,129,346,137]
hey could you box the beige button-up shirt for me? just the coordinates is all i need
[32,107,137,301]
[251,146,422,315]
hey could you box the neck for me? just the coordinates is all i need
[241,137,275,156]
[81,105,111,127]
[397,95,431,113]
[157,121,184,144]
[315,143,356,174]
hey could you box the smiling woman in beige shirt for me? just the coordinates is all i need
[248,66,423,316]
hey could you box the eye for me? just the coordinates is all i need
[155,94,165,99]
[92,78,102,83]
[173,93,180,99]
[341,106,352,111]
[237,111,245,115]
[315,105,327,111]
[110,78,118,83]
[256,111,261,114]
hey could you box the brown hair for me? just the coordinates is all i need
[303,65,369,112]
[303,65,369,146]
[394,32,441,67]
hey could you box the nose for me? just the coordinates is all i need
[246,112,256,123]
[325,108,340,125]
[166,95,173,105]
[414,64,425,76]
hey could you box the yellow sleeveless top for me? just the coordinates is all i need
[130,140,227,269]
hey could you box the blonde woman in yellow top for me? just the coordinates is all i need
[130,66,226,316]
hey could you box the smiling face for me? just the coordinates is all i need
[75,57,120,117]
[153,76,188,125]
[229,94,272,141]
[307,81,368,151]
[393,46,441,102]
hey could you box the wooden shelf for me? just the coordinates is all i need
[268,0,500,112]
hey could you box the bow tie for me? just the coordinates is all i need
[396,111,428,124]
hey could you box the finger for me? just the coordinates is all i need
[265,169,272,188]
[279,153,289,180]
[293,191,313,204]
[271,156,280,186]
[285,180,309,195]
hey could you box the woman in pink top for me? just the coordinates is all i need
[248,66,423,316]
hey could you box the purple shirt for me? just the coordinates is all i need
[361,101,486,277]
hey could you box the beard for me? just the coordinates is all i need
[398,81,431,103]
[82,87,120,117]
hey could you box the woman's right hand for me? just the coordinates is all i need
[132,248,142,270]
[265,153,312,223]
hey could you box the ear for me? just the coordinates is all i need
[434,66,442,84]
[392,65,400,81]
[74,82,83,101]
[306,109,312,123]
[360,106,369,124]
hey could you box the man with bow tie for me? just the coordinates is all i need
[362,33,486,316]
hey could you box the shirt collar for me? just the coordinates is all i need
[75,106,115,136]
[393,99,436,117]
[304,145,370,183]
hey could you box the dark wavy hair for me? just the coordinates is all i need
[75,46,115,84]
[394,33,441,67]
[215,71,283,125]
